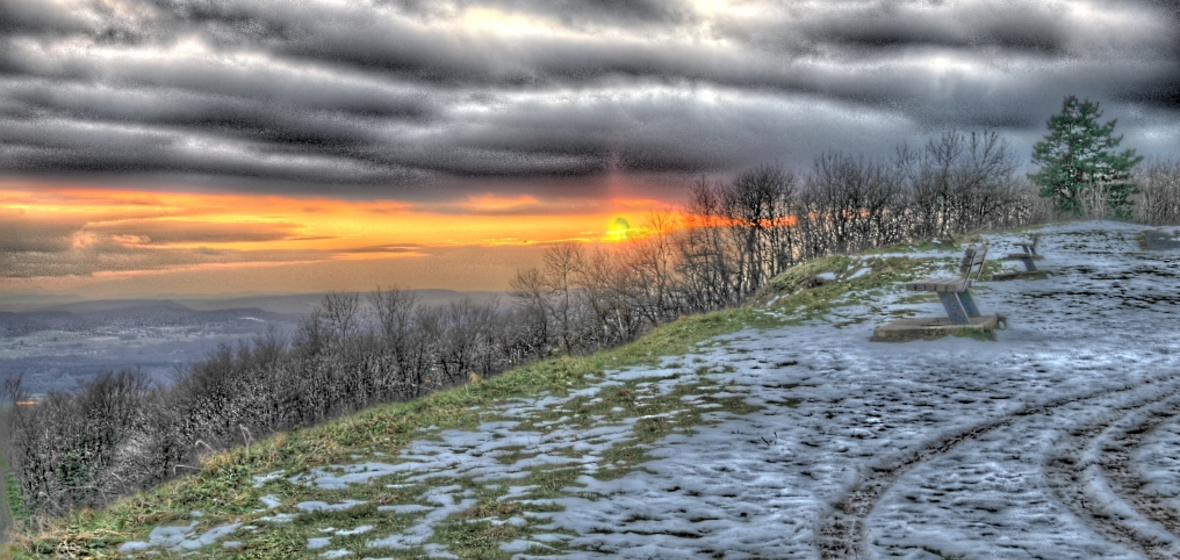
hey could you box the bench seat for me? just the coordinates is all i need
[905,278,969,292]
[904,246,988,325]
[1005,253,1044,261]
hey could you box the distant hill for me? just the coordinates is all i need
[7,290,504,316]
[30,299,191,313]
[0,303,299,336]
[0,290,508,394]
[174,290,504,315]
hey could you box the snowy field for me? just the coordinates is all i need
[123,221,1180,559]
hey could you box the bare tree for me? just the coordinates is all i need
[677,178,739,311]
[721,164,797,296]
[900,131,1023,238]
[624,211,684,323]
[1132,158,1180,225]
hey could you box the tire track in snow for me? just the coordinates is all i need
[1108,399,1180,538]
[814,375,1180,560]
[1045,391,1180,560]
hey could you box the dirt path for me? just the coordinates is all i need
[1045,392,1180,560]
[814,375,1180,560]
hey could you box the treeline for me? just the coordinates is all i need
[1,291,519,518]
[0,130,1117,519]
[509,130,1050,354]
[1131,158,1180,225]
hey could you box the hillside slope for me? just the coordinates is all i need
[9,221,1180,560]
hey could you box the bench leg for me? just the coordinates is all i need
[957,289,981,318]
[938,292,971,324]
[1018,256,1037,272]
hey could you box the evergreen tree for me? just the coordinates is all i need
[1030,96,1142,218]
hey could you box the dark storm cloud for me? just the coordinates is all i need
[0,231,335,279]
[380,0,691,26]
[0,207,335,278]
[786,2,1068,53]
[0,0,1177,193]
[0,0,94,36]
[0,245,324,279]
[0,212,79,253]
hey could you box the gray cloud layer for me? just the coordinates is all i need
[1,0,1178,195]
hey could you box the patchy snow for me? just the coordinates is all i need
[296,499,367,513]
[118,520,243,554]
[253,470,285,488]
[336,525,374,536]
[258,494,282,509]
[256,512,296,524]
[848,267,872,280]
[123,222,1180,559]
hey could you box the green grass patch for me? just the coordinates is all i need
[1,451,27,524]
[752,254,943,322]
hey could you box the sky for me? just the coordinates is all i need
[1,0,1178,299]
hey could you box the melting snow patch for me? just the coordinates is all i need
[336,525,374,536]
[257,513,296,523]
[500,539,544,552]
[422,543,460,558]
[297,500,367,513]
[378,504,433,514]
[368,496,477,549]
[117,541,152,553]
[848,267,872,279]
[252,470,285,488]
[290,463,412,489]
[118,521,242,553]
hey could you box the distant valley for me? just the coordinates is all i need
[0,290,501,395]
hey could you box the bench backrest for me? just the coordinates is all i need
[958,246,988,283]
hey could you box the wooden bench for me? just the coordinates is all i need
[1005,235,1043,272]
[905,246,988,325]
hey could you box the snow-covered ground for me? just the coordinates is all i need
[123,221,1180,559]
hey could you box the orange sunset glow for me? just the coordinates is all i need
[0,183,675,297]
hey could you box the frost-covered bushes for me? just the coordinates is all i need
[3,370,154,517]
[2,293,520,519]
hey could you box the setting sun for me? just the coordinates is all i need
[0,182,674,295]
